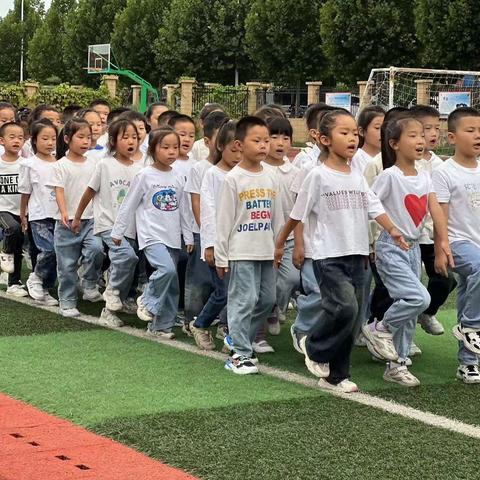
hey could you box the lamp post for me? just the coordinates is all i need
[20,0,24,82]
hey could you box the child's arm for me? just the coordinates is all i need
[292,223,305,269]
[374,213,410,251]
[18,162,31,232]
[19,194,30,232]
[72,188,96,234]
[274,217,300,268]
[200,175,216,267]
[191,192,201,227]
[180,189,194,253]
[215,178,236,279]
[429,194,454,276]
[55,187,70,228]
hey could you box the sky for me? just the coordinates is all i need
[0,0,52,19]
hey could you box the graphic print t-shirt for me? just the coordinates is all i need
[0,157,22,215]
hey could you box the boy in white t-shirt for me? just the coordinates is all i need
[190,103,225,162]
[433,107,480,384]
[0,122,27,297]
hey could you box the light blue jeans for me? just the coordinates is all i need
[293,259,322,334]
[143,243,180,332]
[30,219,57,289]
[375,231,430,361]
[451,240,480,365]
[100,230,138,301]
[228,260,276,357]
[276,239,300,314]
[54,219,104,309]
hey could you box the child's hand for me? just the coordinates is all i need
[216,266,229,279]
[186,244,194,254]
[292,244,304,270]
[111,237,122,246]
[61,212,71,229]
[204,247,215,267]
[71,218,81,234]
[274,246,284,269]
[20,215,28,233]
[434,240,455,277]
[389,227,410,251]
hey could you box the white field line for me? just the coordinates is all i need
[3,291,480,440]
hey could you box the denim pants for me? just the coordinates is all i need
[30,219,57,289]
[293,259,322,334]
[0,212,24,286]
[451,240,480,365]
[276,239,300,314]
[143,243,180,332]
[54,219,104,309]
[194,267,229,329]
[306,255,366,384]
[228,260,276,357]
[99,231,138,301]
[185,233,214,321]
[375,232,430,361]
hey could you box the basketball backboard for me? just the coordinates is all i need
[87,44,112,73]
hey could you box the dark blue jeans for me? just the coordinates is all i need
[307,255,366,384]
[30,219,56,289]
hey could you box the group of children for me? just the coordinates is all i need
[1,96,479,393]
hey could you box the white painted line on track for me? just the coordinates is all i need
[3,291,480,440]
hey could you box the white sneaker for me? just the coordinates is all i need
[354,332,368,347]
[6,283,28,297]
[452,324,480,355]
[0,271,8,285]
[26,272,45,301]
[42,292,59,306]
[0,252,14,273]
[299,336,329,378]
[252,340,275,354]
[147,328,175,340]
[318,378,359,393]
[383,363,420,387]
[290,324,304,354]
[267,317,281,335]
[99,308,124,327]
[362,322,398,361]
[409,342,422,357]
[102,287,123,311]
[121,297,137,315]
[224,354,258,375]
[59,307,80,318]
[136,295,153,322]
[457,364,480,384]
[418,314,444,335]
[82,288,103,302]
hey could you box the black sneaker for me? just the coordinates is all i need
[224,353,258,375]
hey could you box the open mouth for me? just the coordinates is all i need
[415,147,424,154]
[473,143,480,149]
[127,147,135,152]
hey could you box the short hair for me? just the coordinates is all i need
[56,118,91,159]
[305,103,336,130]
[410,104,440,120]
[199,103,225,122]
[107,107,131,125]
[0,121,24,137]
[148,127,180,159]
[168,113,195,129]
[28,104,59,127]
[119,110,147,127]
[157,110,178,128]
[107,119,139,154]
[75,108,101,120]
[357,105,385,148]
[62,104,82,123]
[203,111,229,139]
[89,99,110,109]
[267,117,293,139]
[0,102,16,115]
[145,102,169,121]
[254,104,286,122]
[30,118,57,154]
[235,116,267,141]
[447,106,480,132]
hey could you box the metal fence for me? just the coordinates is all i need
[193,85,248,118]
[255,88,308,118]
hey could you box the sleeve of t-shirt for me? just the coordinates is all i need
[290,166,310,195]
[200,171,216,250]
[365,185,386,220]
[180,188,194,246]
[87,161,102,192]
[214,176,236,268]
[271,177,285,239]
[290,169,319,222]
[432,168,451,203]
[47,162,64,188]
[371,169,392,201]
[18,161,32,194]
[185,163,201,194]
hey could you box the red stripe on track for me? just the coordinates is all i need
[0,393,198,480]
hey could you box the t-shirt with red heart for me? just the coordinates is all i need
[372,165,433,239]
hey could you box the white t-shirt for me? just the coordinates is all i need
[352,148,374,175]
[172,157,196,181]
[86,145,106,162]
[139,136,149,155]
[372,165,433,240]
[18,156,58,220]
[0,157,22,215]
[173,157,197,234]
[185,159,213,234]
[214,165,283,268]
[432,158,480,249]
[97,132,108,147]
[292,143,320,169]
[190,138,209,162]
[112,166,193,250]
[0,145,4,156]
[290,164,385,260]
[88,157,143,238]
[48,156,96,220]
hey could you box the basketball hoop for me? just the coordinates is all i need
[87,44,111,74]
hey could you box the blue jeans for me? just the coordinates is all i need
[100,231,138,301]
[276,239,300,314]
[30,219,57,289]
[451,240,480,365]
[293,259,322,334]
[375,232,430,361]
[307,255,366,384]
[227,260,276,357]
[54,219,104,309]
[194,267,228,329]
[143,243,180,332]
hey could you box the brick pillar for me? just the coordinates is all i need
[165,84,179,109]
[306,81,322,105]
[179,77,195,116]
[246,82,262,114]
[415,79,433,106]
[23,81,39,99]
[131,84,141,109]
[357,80,373,110]
[103,75,119,98]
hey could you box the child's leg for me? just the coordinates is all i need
[375,239,430,361]
[27,226,39,271]
[30,219,57,289]
[194,267,228,329]
[369,261,393,323]
[79,220,104,292]
[177,239,188,310]
[0,212,24,286]
[275,239,300,316]
[143,243,179,331]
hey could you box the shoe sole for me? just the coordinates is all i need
[383,374,420,388]
[452,325,480,355]
[419,324,444,336]
[224,363,258,375]
[362,327,398,361]
[456,371,480,384]
[290,326,303,355]
[317,379,358,393]
[26,283,46,301]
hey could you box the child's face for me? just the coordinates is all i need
[204,130,219,160]
[84,112,102,143]
[116,125,139,159]
[149,105,168,130]
[67,126,92,156]
[174,121,195,157]
[35,126,57,157]
[133,120,147,144]
[268,132,291,161]
[362,115,384,150]
[235,125,270,163]
[221,140,242,168]
[41,110,62,130]
[420,115,441,150]
[0,125,25,156]
[321,115,359,159]
[390,120,425,162]
[0,108,15,127]
[448,116,480,158]
[155,133,179,167]
[92,105,110,133]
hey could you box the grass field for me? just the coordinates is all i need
[1,283,480,479]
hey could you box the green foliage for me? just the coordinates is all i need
[0,83,28,106]
[0,0,44,82]
[245,0,325,86]
[320,0,418,85]
[155,0,253,85]
[27,0,76,83]
[192,84,248,118]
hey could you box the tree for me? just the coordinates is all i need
[320,0,418,85]
[155,0,253,85]
[415,0,480,70]
[62,0,127,84]
[244,0,326,87]
[0,0,44,82]
[27,0,77,83]
[111,0,170,85]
